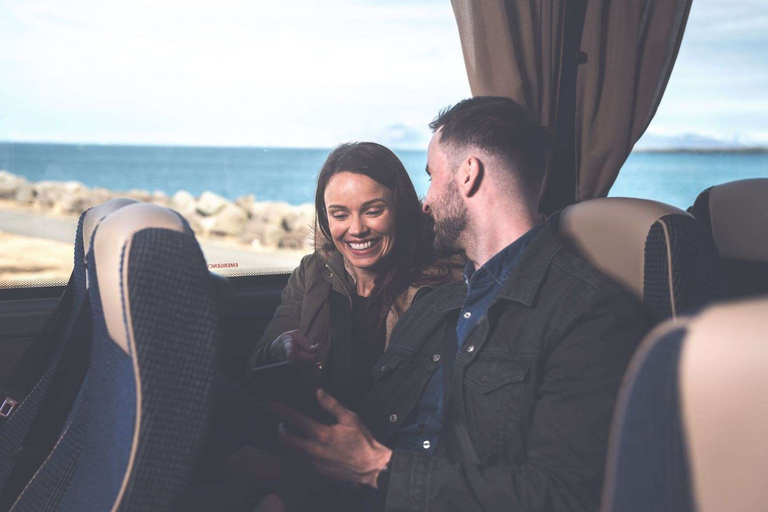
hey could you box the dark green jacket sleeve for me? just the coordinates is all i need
[385,288,646,512]
[248,254,310,369]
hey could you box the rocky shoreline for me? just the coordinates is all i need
[0,170,314,251]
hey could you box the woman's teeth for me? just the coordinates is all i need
[349,240,375,250]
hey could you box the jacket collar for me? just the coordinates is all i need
[324,249,357,297]
[434,221,562,312]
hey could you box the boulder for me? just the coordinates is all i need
[209,203,248,237]
[183,213,204,234]
[14,180,35,204]
[125,189,152,203]
[35,181,89,214]
[250,201,292,225]
[278,224,312,250]
[196,191,229,217]
[282,203,314,232]
[171,190,197,217]
[90,188,115,206]
[151,190,170,207]
[0,171,27,200]
[240,218,284,248]
[235,194,256,217]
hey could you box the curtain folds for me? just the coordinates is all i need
[451,0,692,204]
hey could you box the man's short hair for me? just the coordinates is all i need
[429,96,552,199]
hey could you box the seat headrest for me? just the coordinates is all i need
[679,298,768,512]
[559,197,689,303]
[91,203,187,354]
[602,298,768,512]
[706,178,768,262]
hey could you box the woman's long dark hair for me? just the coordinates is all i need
[315,142,445,330]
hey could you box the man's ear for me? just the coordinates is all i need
[458,156,483,197]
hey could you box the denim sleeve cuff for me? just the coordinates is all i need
[384,449,430,512]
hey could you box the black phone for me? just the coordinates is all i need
[248,361,336,425]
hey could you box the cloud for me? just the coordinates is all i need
[0,0,469,147]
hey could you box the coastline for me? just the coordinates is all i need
[0,170,315,251]
[0,170,311,285]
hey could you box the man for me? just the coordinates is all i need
[272,96,648,511]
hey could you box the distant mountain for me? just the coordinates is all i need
[378,124,430,150]
[633,133,768,152]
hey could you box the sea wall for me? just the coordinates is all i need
[0,170,314,251]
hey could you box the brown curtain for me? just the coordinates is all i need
[451,0,692,204]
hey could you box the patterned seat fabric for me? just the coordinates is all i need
[558,197,726,322]
[0,198,137,509]
[689,178,768,298]
[602,299,768,512]
[10,203,219,512]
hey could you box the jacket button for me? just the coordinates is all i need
[463,312,472,319]
[422,440,431,449]
[432,354,441,362]
[467,345,475,353]
[389,414,398,423]
[316,362,324,370]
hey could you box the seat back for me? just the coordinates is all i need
[689,178,768,298]
[558,197,726,322]
[10,203,219,512]
[602,298,768,512]
[0,198,137,507]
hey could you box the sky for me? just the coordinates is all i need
[0,0,766,149]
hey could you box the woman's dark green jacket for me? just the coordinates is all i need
[248,249,452,389]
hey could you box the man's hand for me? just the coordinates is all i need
[270,329,320,364]
[270,389,393,488]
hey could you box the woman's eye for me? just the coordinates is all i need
[331,212,348,220]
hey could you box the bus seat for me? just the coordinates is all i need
[9,203,219,512]
[0,198,137,508]
[601,298,768,512]
[689,178,768,298]
[558,197,726,322]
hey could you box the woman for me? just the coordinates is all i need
[248,142,458,512]
[250,141,455,410]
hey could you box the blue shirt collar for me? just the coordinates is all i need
[463,224,544,287]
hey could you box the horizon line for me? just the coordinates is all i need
[1,140,767,154]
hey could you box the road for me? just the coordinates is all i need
[0,207,303,273]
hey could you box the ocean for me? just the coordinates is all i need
[1,142,767,210]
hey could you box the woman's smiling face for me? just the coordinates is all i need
[324,171,397,273]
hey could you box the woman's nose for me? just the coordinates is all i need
[349,215,368,236]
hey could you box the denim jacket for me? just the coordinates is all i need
[358,222,648,512]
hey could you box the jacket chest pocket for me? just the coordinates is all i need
[463,356,533,459]
[372,350,410,384]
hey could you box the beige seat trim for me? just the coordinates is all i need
[658,217,677,317]
[92,203,186,512]
[82,198,139,289]
[680,298,768,512]
[82,198,140,264]
[559,197,690,303]
[599,315,691,512]
[709,178,768,261]
[93,203,185,355]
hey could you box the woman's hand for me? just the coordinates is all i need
[269,329,321,364]
[271,390,393,488]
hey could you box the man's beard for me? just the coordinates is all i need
[432,180,468,254]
